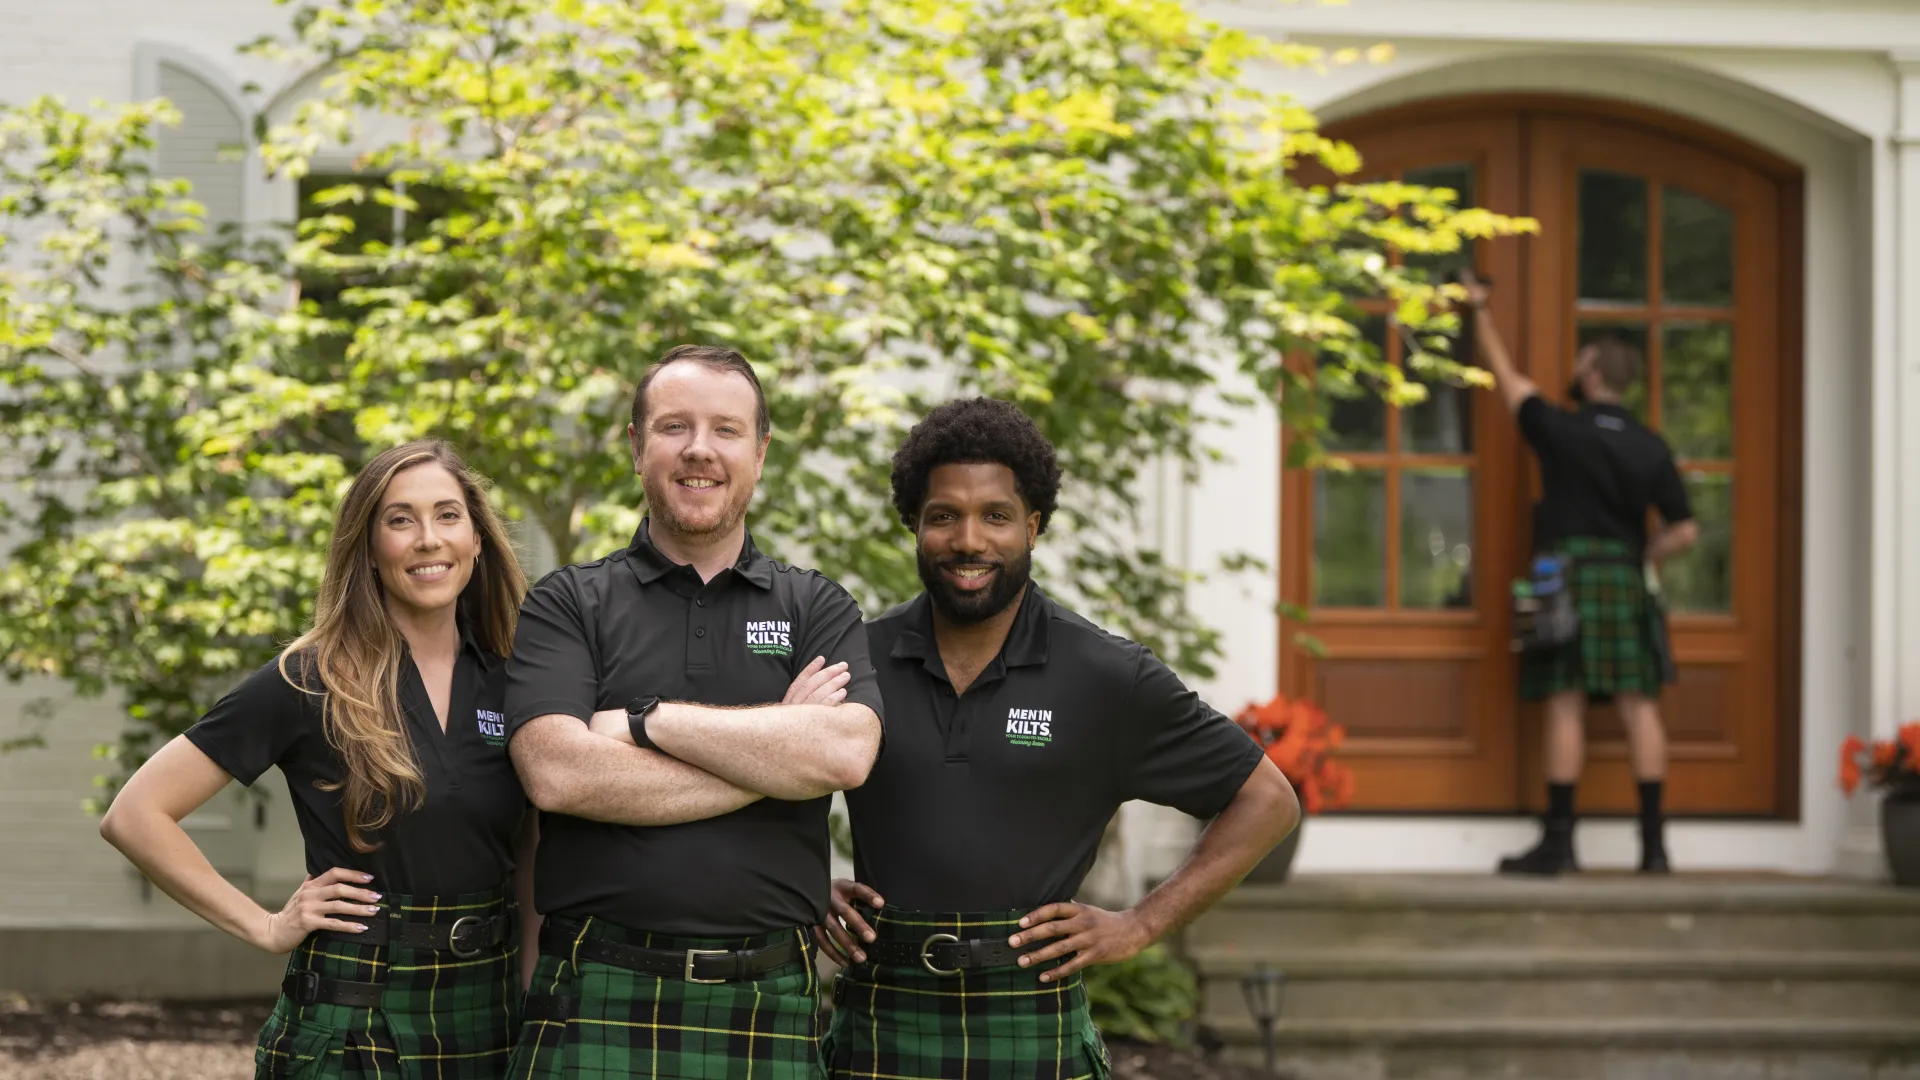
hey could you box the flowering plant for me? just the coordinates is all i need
[1234,694,1354,814]
[1839,722,1920,796]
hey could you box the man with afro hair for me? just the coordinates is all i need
[814,397,1300,1080]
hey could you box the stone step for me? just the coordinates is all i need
[1191,948,1920,1021]
[1188,875,1920,954]
[1207,1018,1920,1080]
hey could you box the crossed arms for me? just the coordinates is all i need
[511,658,882,826]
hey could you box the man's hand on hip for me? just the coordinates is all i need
[1008,902,1152,983]
[814,878,884,966]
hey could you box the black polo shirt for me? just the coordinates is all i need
[503,519,883,936]
[1520,397,1694,554]
[184,625,525,896]
[847,586,1266,911]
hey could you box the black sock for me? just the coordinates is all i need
[1638,780,1665,835]
[1547,782,1576,822]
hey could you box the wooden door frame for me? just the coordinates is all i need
[1287,93,1806,819]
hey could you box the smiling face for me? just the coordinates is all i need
[913,462,1041,626]
[371,461,480,620]
[629,360,768,546]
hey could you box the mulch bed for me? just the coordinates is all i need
[0,997,1297,1080]
[0,996,271,1080]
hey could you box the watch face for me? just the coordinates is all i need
[628,696,659,717]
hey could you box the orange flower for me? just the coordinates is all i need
[1838,723,1920,796]
[1839,735,1865,795]
[1238,692,1354,813]
[1873,742,1899,772]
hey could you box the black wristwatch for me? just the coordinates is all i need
[626,696,664,752]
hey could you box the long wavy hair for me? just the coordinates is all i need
[280,440,527,852]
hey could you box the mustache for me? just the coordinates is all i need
[934,557,1004,569]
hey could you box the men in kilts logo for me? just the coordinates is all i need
[814,399,1301,1080]
[1463,272,1700,875]
[502,345,886,1079]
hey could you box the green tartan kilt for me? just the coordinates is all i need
[1518,536,1670,702]
[253,885,521,1080]
[822,908,1112,1080]
[506,916,825,1080]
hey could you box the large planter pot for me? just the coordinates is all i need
[1242,818,1305,885]
[1884,792,1920,887]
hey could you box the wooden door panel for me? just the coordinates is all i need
[1282,99,1797,818]
[1281,114,1526,812]
[1519,115,1781,815]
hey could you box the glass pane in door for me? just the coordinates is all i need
[1313,469,1387,607]
[1403,365,1475,455]
[1662,321,1734,458]
[1321,316,1389,452]
[1578,170,1649,304]
[1662,186,1734,307]
[1399,468,1474,609]
[1662,470,1733,613]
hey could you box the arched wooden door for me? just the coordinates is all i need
[1281,98,1803,817]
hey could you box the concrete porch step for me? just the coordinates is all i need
[1191,948,1920,1020]
[1190,875,1920,953]
[1209,1017,1920,1080]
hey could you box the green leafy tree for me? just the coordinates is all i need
[0,0,1526,799]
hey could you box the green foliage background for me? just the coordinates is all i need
[1083,944,1199,1046]
[0,0,1525,800]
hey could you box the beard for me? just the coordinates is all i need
[641,469,752,543]
[917,543,1033,626]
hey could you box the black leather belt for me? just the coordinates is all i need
[283,970,384,1009]
[540,921,802,984]
[319,911,511,957]
[868,935,1025,975]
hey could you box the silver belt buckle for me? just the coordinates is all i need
[447,915,484,959]
[919,933,961,976]
[685,948,729,984]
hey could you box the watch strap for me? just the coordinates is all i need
[627,697,661,752]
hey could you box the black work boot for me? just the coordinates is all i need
[1498,817,1579,876]
[1637,780,1671,874]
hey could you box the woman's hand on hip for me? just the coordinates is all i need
[255,867,382,953]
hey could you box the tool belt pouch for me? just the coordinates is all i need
[1511,554,1579,652]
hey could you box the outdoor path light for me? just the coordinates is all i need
[1238,963,1285,1074]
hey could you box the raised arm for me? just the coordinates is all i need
[1462,269,1538,413]
[510,714,764,823]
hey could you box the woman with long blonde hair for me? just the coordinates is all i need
[102,439,536,1079]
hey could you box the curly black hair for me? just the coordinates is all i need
[890,398,1062,534]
